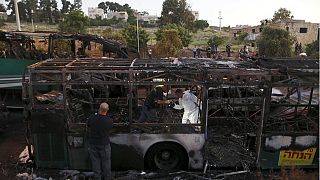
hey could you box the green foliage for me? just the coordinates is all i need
[122,25,149,49]
[237,31,248,42]
[72,0,82,10]
[155,29,182,57]
[155,24,192,47]
[58,10,89,33]
[193,20,209,32]
[0,3,6,12]
[160,0,194,29]
[272,8,293,23]
[257,27,293,57]
[102,28,125,42]
[207,35,225,47]
[89,17,121,26]
[61,0,72,14]
[305,40,319,58]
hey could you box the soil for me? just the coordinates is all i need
[0,110,26,179]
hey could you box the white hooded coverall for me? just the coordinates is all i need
[173,90,200,124]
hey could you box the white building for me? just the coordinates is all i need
[88,7,105,19]
[191,11,199,20]
[106,11,128,22]
[138,15,158,24]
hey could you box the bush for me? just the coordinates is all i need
[155,24,192,47]
[257,27,293,57]
[305,40,319,58]
[155,29,182,57]
[207,35,225,47]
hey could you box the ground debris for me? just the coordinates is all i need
[205,127,255,168]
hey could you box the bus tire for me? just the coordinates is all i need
[145,142,188,170]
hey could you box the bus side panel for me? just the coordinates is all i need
[110,133,205,170]
[258,133,319,169]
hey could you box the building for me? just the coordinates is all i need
[106,11,128,22]
[88,7,105,19]
[269,20,319,46]
[138,15,158,24]
[191,11,199,20]
[0,12,7,21]
[231,20,319,47]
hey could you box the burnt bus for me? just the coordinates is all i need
[22,58,319,171]
[23,58,208,170]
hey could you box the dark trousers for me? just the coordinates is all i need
[89,144,111,180]
[138,105,158,122]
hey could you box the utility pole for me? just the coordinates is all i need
[31,9,35,32]
[136,15,140,53]
[218,11,222,31]
[13,0,21,31]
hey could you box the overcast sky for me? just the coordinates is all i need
[1,0,319,27]
[81,0,320,26]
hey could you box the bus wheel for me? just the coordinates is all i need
[146,143,188,170]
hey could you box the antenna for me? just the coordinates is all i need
[218,11,222,31]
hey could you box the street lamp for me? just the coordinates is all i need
[136,15,140,53]
[13,0,21,31]
[31,9,35,32]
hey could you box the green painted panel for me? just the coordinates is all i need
[33,134,68,169]
[67,133,91,170]
[0,58,38,76]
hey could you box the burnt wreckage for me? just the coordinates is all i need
[22,57,319,171]
[0,31,137,60]
[0,31,137,127]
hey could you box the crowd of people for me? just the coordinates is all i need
[191,43,258,60]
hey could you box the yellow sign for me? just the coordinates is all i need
[278,148,317,166]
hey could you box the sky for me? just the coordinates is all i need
[1,0,319,27]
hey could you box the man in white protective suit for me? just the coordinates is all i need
[172,89,200,124]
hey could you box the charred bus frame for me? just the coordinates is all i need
[22,58,319,170]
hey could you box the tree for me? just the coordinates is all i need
[257,27,293,57]
[102,28,125,42]
[155,29,182,57]
[155,23,192,47]
[61,0,72,14]
[5,0,28,21]
[122,25,149,50]
[39,0,59,23]
[207,35,225,47]
[0,3,6,12]
[24,0,39,22]
[272,8,293,23]
[305,40,319,58]
[160,0,194,29]
[237,31,248,42]
[58,10,89,33]
[193,20,209,32]
[72,0,82,10]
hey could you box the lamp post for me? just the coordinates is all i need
[31,9,35,32]
[136,15,140,53]
[13,0,21,31]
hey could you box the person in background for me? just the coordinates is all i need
[206,46,211,58]
[226,44,231,57]
[87,102,113,180]
[192,47,197,58]
[148,48,153,59]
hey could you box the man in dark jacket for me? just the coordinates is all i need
[87,102,113,180]
[138,86,164,122]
